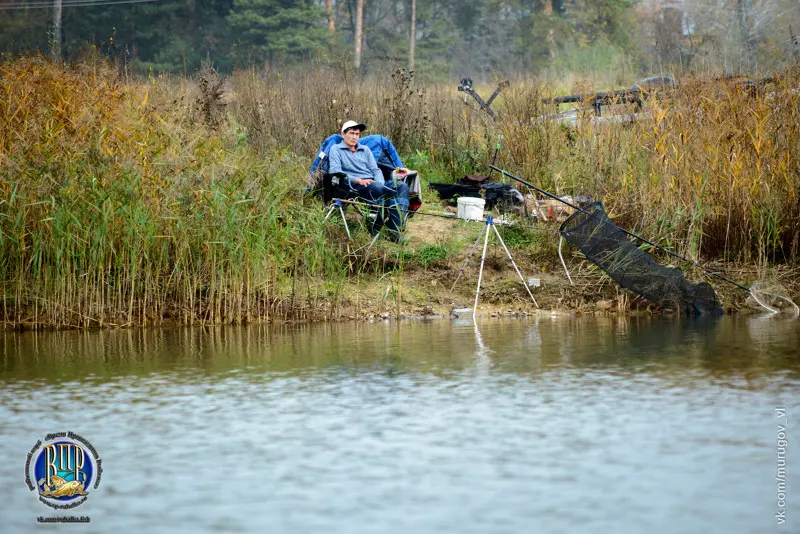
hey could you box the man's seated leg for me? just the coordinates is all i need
[348,180,393,202]
[347,180,393,235]
[345,180,409,240]
[383,180,410,241]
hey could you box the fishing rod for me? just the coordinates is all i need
[457,79,794,313]
[488,165,752,293]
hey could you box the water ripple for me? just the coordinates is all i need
[0,316,797,533]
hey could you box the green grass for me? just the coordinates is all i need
[416,244,449,267]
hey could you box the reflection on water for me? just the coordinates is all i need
[2,315,798,381]
[1,315,798,533]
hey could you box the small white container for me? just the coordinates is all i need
[457,197,485,221]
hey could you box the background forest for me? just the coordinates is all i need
[1,0,799,82]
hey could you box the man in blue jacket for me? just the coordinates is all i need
[328,120,410,242]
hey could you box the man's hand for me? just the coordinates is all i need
[353,178,374,186]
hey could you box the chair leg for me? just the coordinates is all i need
[339,204,351,240]
[324,199,352,240]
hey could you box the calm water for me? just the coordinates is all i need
[1,315,798,533]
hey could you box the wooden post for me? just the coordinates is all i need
[408,0,416,72]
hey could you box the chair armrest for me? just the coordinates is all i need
[395,170,419,191]
[322,172,350,203]
[330,172,348,185]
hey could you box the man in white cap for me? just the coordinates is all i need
[328,120,410,242]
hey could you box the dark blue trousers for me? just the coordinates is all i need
[348,180,410,236]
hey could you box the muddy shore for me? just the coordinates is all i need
[308,208,800,323]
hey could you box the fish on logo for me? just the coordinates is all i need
[38,475,88,498]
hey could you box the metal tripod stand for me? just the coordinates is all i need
[451,216,539,322]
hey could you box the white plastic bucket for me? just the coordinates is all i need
[457,197,485,221]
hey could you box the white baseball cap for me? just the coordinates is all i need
[341,120,367,133]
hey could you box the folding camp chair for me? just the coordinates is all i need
[311,133,422,239]
[321,172,353,239]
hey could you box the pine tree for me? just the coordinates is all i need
[228,0,328,64]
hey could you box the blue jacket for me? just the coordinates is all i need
[311,134,404,173]
[360,135,404,170]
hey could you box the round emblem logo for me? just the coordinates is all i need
[24,432,103,510]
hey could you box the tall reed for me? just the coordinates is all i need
[1,56,356,328]
[491,68,800,267]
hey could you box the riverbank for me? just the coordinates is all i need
[2,56,799,329]
[7,203,796,330]
[294,210,800,323]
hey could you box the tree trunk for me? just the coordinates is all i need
[52,0,62,62]
[656,4,683,66]
[542,0,555,60]
[737,0,755,69]
[354,0,365,69]
[326,0,335,34]
[409,0,416,72]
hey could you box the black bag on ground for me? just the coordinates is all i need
[482,183,523,212]
[429,183,482,200]
[559,202,722,315]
